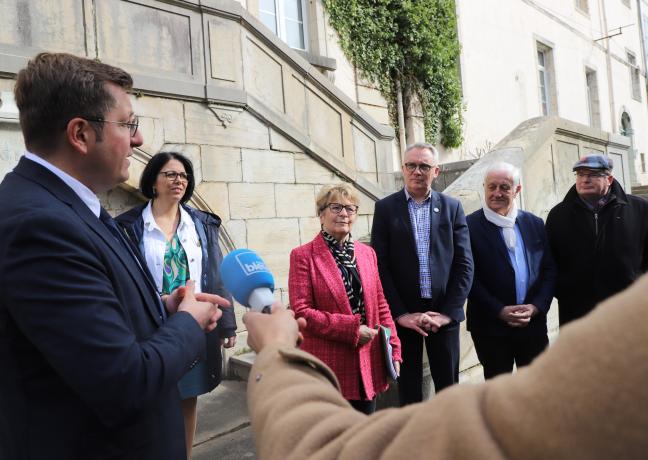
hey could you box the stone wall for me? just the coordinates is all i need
[0,0,397,360]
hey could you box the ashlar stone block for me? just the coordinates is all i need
[307,87,344,157]
[242,149,294,183]
[223,219,247,248]
[352,214,370,242]
[229,183,276,219]
[202,146,242,182]
[185,103,270,150]
[355,189,377,216]
[275,184,316,217]
[294,153,337,184]
[359,103,390,126]
[133,96,186,144]
[247,218,300,255]
[195,182,230,222]
[298,217,322,244]
[258,252,291,290]
[357,85,388,108]
[270,128,303,153]
[138,116,165,155]
[244,38,285,113]
[352,124,378,174]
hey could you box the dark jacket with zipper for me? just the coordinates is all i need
[546,180,648,325]
[116,203,237,391]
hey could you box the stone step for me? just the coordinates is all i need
[229,351,256,382]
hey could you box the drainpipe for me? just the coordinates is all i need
[599,0,617,133]
[637,0,647,72]
[396,77,407,163]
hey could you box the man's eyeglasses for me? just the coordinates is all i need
[323,203,359,215]
[85,116,139,137]
[404,162,435,173]
[575,171,609,179]
[159,171,190,182]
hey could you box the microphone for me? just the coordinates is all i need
[220,249,275,313]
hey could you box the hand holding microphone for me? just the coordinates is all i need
[220,249,276,313]
[221,249,305,349]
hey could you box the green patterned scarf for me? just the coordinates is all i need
[161,233,190,295]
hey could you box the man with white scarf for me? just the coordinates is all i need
[466,162,556,379]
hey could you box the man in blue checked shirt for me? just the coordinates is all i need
[371,142,473,405]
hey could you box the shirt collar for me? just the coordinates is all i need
[24,151,101,217]
[143,201,192,232]
[404,187,432,203]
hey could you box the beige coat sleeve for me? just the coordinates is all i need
[248,275,648,460]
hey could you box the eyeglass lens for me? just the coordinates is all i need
[576,171,607,178]
[161,171,189,181]
[328,203,358,214]
[405,162,433,173]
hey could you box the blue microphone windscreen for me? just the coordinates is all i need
[221,249,275,305]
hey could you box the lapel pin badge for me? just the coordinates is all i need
[433,207,440,213]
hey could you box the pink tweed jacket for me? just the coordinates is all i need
[288,233,401,400]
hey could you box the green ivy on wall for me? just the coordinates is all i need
[323,0,463,148]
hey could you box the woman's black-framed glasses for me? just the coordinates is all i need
[325,203,359,215]
[159,171,190,182]
[85,116,139,137]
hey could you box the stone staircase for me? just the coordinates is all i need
[631,185,648,201]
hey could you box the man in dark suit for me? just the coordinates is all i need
[466,162,555,379]
[0,52,228,460]
[371,142,473,405]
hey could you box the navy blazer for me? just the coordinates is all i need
[371,189,474,321]
[0,157,205,460]
[466,208,556,337]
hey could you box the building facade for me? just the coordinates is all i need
[0,0,401,343]
[453,0,648,186]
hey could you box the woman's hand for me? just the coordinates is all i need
[394,360,401,376]
[358,325,378,345]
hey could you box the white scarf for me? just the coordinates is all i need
[483,201,518,249]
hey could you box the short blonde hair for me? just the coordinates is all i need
[316,183,360,215]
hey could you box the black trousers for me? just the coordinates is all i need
[396,321,460,406]
[348,398,377,414]
[471,334,549,380]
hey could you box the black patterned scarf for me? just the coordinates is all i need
[321,230,366,324]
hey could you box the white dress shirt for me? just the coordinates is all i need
[24,152,101,217]
[141,201,203,294]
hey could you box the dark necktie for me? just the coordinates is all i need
[99,208,167,320]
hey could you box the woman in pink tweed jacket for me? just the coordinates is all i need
[288,184,401,414]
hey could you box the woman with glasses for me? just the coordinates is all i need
[288,183,401,414]
[116,152,237,458]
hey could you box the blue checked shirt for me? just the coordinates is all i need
[405,189,433,298]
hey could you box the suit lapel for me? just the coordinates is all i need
[14,158,163,326]
[396,190,417,254]
[428,191,441,243]
[479,209,512,269]
[312,234,353,314]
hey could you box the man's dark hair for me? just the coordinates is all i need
[140,152,195,204]
[14,52,133,152]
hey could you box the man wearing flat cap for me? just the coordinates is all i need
[546,153,648,326]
